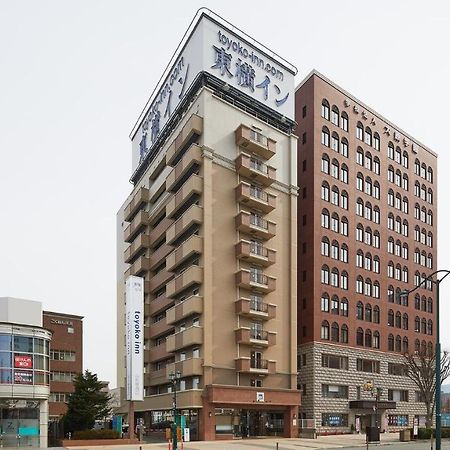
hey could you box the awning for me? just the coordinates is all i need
[349,400,396,410]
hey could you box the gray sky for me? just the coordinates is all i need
[1,0,449,387]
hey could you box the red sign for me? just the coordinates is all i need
[14,355,32,369]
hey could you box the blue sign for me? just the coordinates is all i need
[19,427,39,436]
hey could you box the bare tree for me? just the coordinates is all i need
[403,350,450,428]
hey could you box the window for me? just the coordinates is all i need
[321,155,330,174]
[322,413,348,427]
[341,217,349,236]
[340,298,348,317]
[50,350,76,361]
[341,112,349,132]
[356,147,364,165]
[322,384,348,399]
[341,165,349,184]
[341,138,349,157]
[388,142,394,159]
[339,324,348,343]
[321,293,330,312]
[388,363,407,376]
[388,389,409,402]
[321,99,330,120]
[321,237,330,256]
[322,354,348,370]
[373,157,380,175]
[356,172,363,192]
[365,127,372,146]
[331,132,339,152]
[341,271,348,290]
[321,320,329,340]
[373,133,380,151]
[356,327,364,346]
[321,181,330,201]
[356,358,380,373]
[331,213,339,232]
[321,209,330,228]
[356,122,364,140]
[331,106,339,125]
[341,191,348,210]
[357,301,364,320]
[321,127,330,147]
[341,244,348,263]
[331,322,339,342]
[373,305,380,324]
[402,151,409,168]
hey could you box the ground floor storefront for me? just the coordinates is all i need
[131,384,300,441]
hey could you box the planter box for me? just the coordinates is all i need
[62,438,140,447]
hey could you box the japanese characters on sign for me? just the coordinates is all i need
[14,355,33,369]
[131,12,295,174]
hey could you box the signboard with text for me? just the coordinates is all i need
[131,11,296,174]
[14,370,33,384]
[125,276,144,401]
[14,355,32,369]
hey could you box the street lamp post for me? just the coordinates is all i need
[399,269,450,450]
[169,371,182,450]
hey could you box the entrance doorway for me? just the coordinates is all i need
[239,410,283,437]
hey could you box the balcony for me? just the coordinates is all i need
[166,175,203,219]
[144,369,167,387]
[235,124,276,160]
[167,144,202,193]
[235,269,276,293]
[146,320,173,340]
[148,270,173,294]
[166,205,203,245]
[166,326,203,353]
[166,114,203,166]
[149,243,173,271]
[235,357,276,374]
[147,343,171,363]
[124,255,151,279]
[124,187,150,222]
[166,265,203,298]
[124,234,151,264]
[235,240,276,267]
[235,211,276,240]
[235,182,276,214]
[235,298,276,320]
[149,217,173,247]
[146,295,173,317]
[166,358,203,378]
[235,154,276,186]
[145,390,203,410]
[166,235,202,272]
[124,210,149,243]
[166,295,203,325]
[234,328,276,347]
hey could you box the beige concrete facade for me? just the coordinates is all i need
[117,86,300,440]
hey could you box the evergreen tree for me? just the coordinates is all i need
[63,370,112,433]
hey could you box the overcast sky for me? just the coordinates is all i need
[1,0,449,387]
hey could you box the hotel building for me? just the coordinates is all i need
[295,71,437,433]
[116,10,300,441]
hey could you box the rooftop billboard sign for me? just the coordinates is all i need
[130,9,296,175]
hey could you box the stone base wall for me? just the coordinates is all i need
[297,342,428,433]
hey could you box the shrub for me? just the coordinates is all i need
[417,428,450,439]
[73,429,120,440]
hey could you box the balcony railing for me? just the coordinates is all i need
[251,358,268,370]
[235,124,276,160]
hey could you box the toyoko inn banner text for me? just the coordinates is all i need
[125,276,144,401]
[130,10,296,174]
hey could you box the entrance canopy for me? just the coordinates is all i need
[349,400,396,410]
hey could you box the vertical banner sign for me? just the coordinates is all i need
[126,276,144,401]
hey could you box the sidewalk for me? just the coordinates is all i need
[63,432,404,450]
